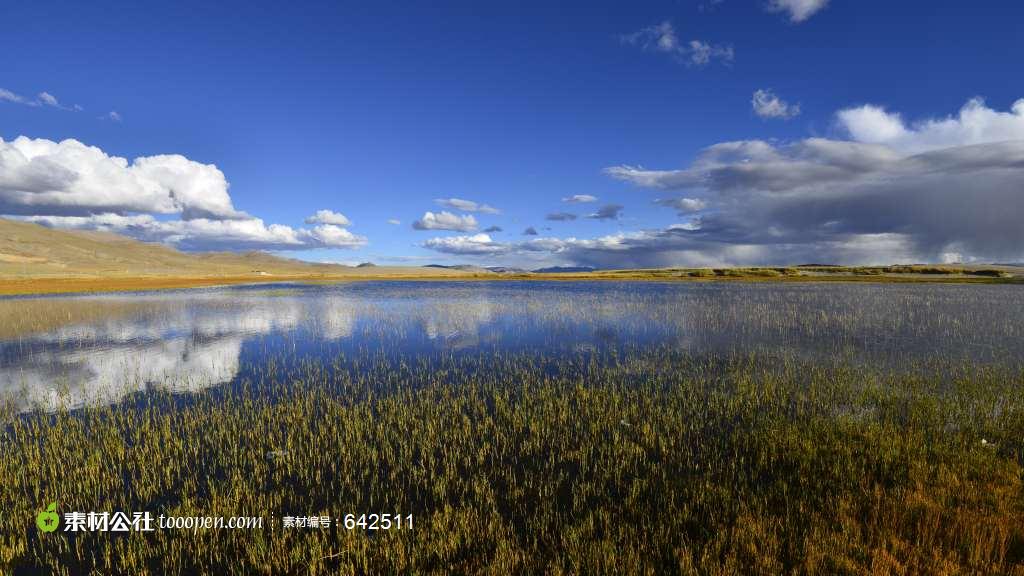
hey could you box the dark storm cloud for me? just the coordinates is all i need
[427,99,1024,267]
[587,205,623,220]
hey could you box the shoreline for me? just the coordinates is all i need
[0,270,1019,297]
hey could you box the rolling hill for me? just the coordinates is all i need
[0,218,345,278]
[0,218,487,294]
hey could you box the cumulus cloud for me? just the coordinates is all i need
[546,212,577,221]
[836,97,1024,153]
[0,135,369,251]
[434,197,500,214]
[602,97,1024,264]
[622,21,733,67]
[483,225,503,233]
[766,0,829,23]
[836,105,908,144]
[0,136,243,220]
[588,204,624,220]
[305,209,352,227]
[562,194,597,203]
[412,211,478,232]
[304,224,367,249]
[423,233,507,255]
[523,226,539,235]
[752,89,801,119]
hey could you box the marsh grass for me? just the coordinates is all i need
[1,351,1022,575]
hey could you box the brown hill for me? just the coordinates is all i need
[0,218,487,294]
[0,218,336,278]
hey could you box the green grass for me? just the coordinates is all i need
[2,352,1022,575]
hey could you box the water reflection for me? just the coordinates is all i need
[0,289,349,410]
[1,281,1022,411]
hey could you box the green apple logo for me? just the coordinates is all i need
[36,503,59,533]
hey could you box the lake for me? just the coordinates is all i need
[2,280,1022,411]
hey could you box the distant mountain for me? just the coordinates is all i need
[422,264,495,273]
[533,266,597,273]
[486,266,528,274]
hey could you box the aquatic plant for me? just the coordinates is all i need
[1,349,1022,574]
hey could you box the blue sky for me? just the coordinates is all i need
[3,0,1024,267]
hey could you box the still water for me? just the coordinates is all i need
[1,281,1022,410]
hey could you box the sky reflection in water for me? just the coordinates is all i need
[1,281,1022,411]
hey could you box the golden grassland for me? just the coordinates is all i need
[1,352,1022,574]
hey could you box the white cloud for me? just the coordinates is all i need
[562,194,598,203]
[423,233,507,255]
[304,224,367,248]
[412,210,479,232]
[687,40,734,67]
[837,97,1024,153]
[305,209,352,227]
[766,0,829,23]
[622,21,733,67]
[623,21,679,53]
[0,88,35,106]
[107,111,122,122]
[752,89,801,119]
[0,135,369,251]
[602,98,1024,264]
[836,105,908,144]
[38,92,60,107]
[18,213,367,251]
[0,136,244,220]
[387,218,401,225]
[0,88,79,110]
[38,92,81,111]
[434,197,500,214]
